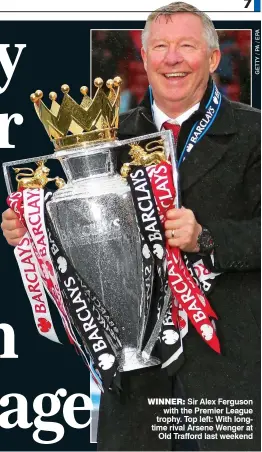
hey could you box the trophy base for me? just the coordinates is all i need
[119,347,161,372]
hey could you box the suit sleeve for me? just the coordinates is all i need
[205,142,260,272]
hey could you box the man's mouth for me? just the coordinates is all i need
[164,72,188,78]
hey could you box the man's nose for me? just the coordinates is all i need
[164,47,184,65]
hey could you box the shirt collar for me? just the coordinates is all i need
[152,101,200,131]
[120,79,236,139]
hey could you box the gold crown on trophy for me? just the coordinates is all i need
[30,76,122,150]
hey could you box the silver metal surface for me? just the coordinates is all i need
[3,131,178,372]
[47,140,160,371]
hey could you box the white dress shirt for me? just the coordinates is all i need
[152,100,200,130]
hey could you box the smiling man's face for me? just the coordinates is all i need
[141,13,221,117]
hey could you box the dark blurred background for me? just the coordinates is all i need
[92,29,251,113]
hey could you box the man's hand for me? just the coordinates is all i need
[1,208,27,246]
[164,207,202,252]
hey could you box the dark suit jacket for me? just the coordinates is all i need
[98,88,261,452]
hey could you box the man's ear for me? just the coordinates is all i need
[141,47,147,72]
[209,49,221,74]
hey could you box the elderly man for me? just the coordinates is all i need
[1,2,260,451]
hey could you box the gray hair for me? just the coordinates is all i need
[142,2,219,50]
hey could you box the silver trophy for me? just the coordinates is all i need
[3,78,178,373]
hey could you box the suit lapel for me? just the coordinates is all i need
[178,96,237,191]
[179,136,230,191]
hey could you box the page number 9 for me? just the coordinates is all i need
[244,0,252,7]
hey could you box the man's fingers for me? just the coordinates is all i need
[166,208,183,220]
[167,237,187,248]
[165,228,191,240]
[3,227,26,242]
[1,208,27,247]
[165,229,180,239]
[1,218,25,232]
[164,219,184,231]
[2,208,18,221]
[6,237,24,247]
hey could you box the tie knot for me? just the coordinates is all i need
[163,121,181,141]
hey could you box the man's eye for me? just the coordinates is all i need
[155,44,166,48]
[182,44,193,48]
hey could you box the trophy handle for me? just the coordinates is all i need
[12,160,65,190]
[120,139,167,178]
[2,154,65,195]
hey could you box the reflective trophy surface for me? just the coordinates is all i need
[3,77,178,374]
[47,141,160,371]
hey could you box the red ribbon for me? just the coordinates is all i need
[7,190,74,344]
[147,162,220,354]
